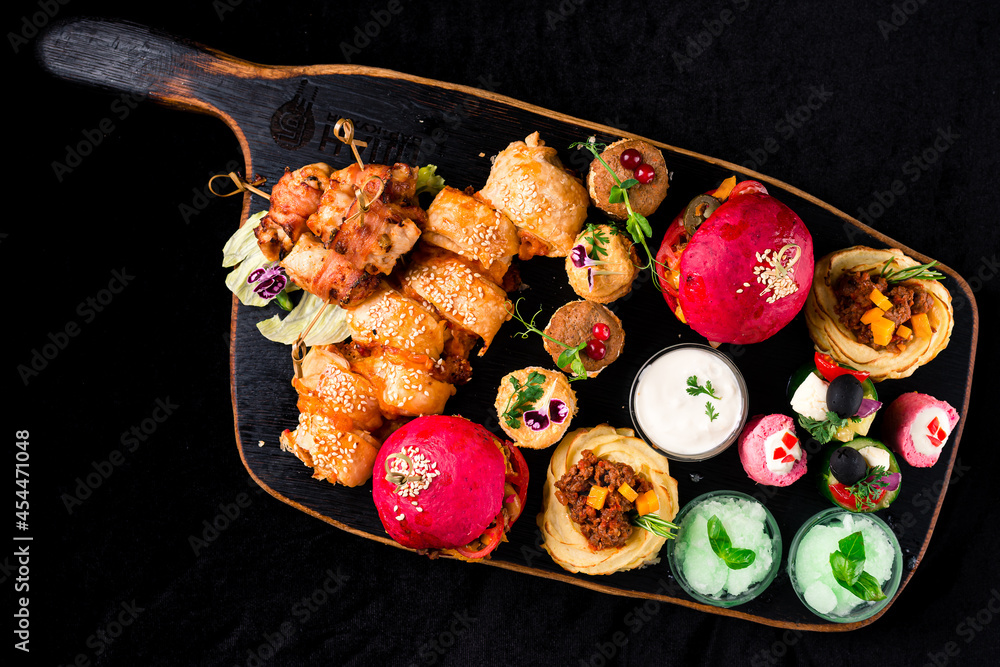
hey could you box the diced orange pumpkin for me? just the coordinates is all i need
[635,490,659,516]
[861,307,885,325]
[911,312,932,338]
[711,175,738,201]
[870,316,896,346]
[617,483,639,503]
[895,324,912,340]
[868,288,892,311]
[675,305,686,324]
[586,486,609,511]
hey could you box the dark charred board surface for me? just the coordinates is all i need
[39,17,979,631]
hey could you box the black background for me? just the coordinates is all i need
[11,1,1000,665]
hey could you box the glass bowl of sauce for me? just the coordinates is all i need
[629,343,748,461]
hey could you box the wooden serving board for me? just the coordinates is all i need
[38,18,978,631]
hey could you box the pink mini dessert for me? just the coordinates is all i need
[738,414,807,486]
[882,392,959,467]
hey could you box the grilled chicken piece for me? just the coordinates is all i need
[255,163,334,261]
[306,163,426,275]
[279,232,381,307]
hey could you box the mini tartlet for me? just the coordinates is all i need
[494,367,577,449]
[566,224,640,303]
[543,300,625,377]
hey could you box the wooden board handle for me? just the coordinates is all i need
[37,17,255,116]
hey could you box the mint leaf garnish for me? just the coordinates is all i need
[707,515,756,570]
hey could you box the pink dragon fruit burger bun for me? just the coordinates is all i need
[655,178,814,345]
[882,392,960,468]
[372,415,529,561]
[738,414,807,487]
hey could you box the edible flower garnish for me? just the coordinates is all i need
[247,262,288,302]
[507,298,588,382]
[571,138,666,291]
[829,532,887,601]
[708,515,756,570]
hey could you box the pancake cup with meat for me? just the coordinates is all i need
[538,425,680,575]
[805,246,953,381]
[372,415,529,561]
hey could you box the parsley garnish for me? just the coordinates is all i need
[570,138,667,292]
[582,223,614,259]
[707,515,756,570]
[686,375,721,399]
[847,465,889,509]
[705,402,719,422]
[506,298,588,382]
[879,259,945,284]
[501,371,546,429]
[797,411,860,444]
[829,532,887,601]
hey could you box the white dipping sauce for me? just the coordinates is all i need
[633,347,746,458]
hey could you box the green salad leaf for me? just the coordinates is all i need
[415,164,446,196]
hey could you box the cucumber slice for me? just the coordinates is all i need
[819,437,900,513]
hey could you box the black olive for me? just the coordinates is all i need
[827,374,864,418]
[829,447,867,486]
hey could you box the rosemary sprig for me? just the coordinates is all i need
[570,138,666,292]
[501,370,546,429]
[630,512,678,540]
[880,259,945,283]
[506,298,588,381]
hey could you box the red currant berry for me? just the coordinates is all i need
[635,163,655,184]
[619,148,642,171]
[591,322,611,341]
[585,339,607,360]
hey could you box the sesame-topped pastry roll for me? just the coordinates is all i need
[349,347,457,419]
[345,282,448,359]
[479,132,590,259]
[423,186,520,284]
[401,245,512,354]
[290,345,384,433]
[280,414,381,487]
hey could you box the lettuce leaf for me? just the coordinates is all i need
[222,211,348,345]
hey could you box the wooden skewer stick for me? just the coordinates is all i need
[208,171,271,200]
